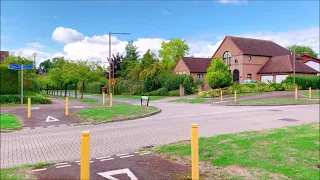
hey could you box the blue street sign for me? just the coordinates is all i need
[8,64,34,70]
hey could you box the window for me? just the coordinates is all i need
[248,56,252,61]
[183,71,186,74]
[197,74,204,81]
[223,51,232,66]
[247,74,252,79]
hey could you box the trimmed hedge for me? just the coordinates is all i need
[0,94,52,104]
[283,75,320,90]
[84,82,104,94]
[0,64,19,94]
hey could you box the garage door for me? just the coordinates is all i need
[276,75,288,83]
[261,75,273,83]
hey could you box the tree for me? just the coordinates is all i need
[158,38,189,71]
[140,49,156,69]
[39,59,53,74]
[121,41,140,76]
[108,53,123,78]
[49,57,66,96]
[287,45,318,58]
[206,57,232,89]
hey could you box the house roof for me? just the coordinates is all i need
[181,57,212,73]
[258,55,318,74]
[300,54,320,63]
[228,36,292,57]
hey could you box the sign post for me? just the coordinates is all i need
[8,64,35,104]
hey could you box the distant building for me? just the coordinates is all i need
[0,51,9,63]
[300,53,320,75]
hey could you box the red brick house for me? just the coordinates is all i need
[300,53,320,74]
[173,36,318,88]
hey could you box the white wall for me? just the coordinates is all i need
[305,61,319,72]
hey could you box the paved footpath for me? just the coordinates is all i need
[1,97,318,168]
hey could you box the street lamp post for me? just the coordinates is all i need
[32,52,37,72]
[108,31,130,104]
[17,51,23,104]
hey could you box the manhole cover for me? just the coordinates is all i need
[278,118,299,122]
[268,109,282,112]
[142,145,155,149]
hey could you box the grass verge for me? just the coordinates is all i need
[77,104,158,122]
[114,95,165,101]
[224,92,273,98]
[0,113,21,130]
[156,123,319,180]
[228,98,319,105]
[302,92,320,99]
[48,94,101,104]
[169,98,207,104]
[0,162,53,180]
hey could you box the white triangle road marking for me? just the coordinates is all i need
[46,116,60,122]
[97,168,138,180]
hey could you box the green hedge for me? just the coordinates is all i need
[84,82,104,94]
[283,75,320,90]
[0,64,19,94]
[0,94,52,104]
[144,89,179,96]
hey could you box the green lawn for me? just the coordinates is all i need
[0,162,53,180]
[114,95,165,101]
[169,98,207,104]
[229,98,319,105]
[224,92,273,98]
[0,114,21,130]
[77,104,158,121]
[48,94,101,104]
[302,92,320,98]
[156,123,319,180]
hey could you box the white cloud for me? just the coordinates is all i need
[27,42,46,49]
[218,0,247,4]
[52,27,84,43]
[188,40,222,58]
[160,10,172,15]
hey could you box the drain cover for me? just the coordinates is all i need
[278,118,299,122]
[142,145,155,149]
[268,109,282,112]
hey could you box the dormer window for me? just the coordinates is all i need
[223,51,232,65]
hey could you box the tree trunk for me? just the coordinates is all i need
[60,82,63,96]
[75,83,77,99]
[69,86,70,97]
[47,84,48,94]
[81,81,85,99]
[57,84,59,96]
[65,83,67,97]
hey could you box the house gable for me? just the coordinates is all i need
[213,36,243,59]
[173,57,191,75]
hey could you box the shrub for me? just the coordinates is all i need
[167,90,179,96]
[206,57,232,89]
[0,94,52,104]
[0,64,19,94]
[163,74,186,91]
[142,79,160,93]
[183,76,194,95]
[156,87,168,96]
[84,82,104,94]
[283,75,320,90]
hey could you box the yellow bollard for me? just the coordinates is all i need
[309,87,311,99]
[65,97,69,115]
[80,131,90,180]
[191,124,199,180]
[295,86,298,99]
[27,98,31,119]
[234,90,237,102]
[220,90,222,102]
[109,93,113,107]
[102,92,105,105]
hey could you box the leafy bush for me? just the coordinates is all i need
[163,74,186,91]
[84,82,104,94]
[183,76,194,94]
[206,57,232,89]
[156,87,168,96]
[283,76,320,90]
[167,90,179,96]
[0,94,52,104]
[0,64,19,94]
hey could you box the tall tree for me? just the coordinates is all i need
[206,57,232,89]
[108,53,123,78]
[140,49,156,70]
[39,59,53,74]
[120,41,140,76]
[287,45,318,58]
[158,38,189,71]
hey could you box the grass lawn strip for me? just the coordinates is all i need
[156,123,319,180]
[0,162,53,180]
[113,95,165,101]
[0,113,22,130]
[48,94,101,104]
[302,91,320,98]
[228,98,319,105]
[224,92,273,98]
[77,104,158,122]
[169,98,207,104]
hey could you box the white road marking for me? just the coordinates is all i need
[55,162,68,166]
[46,116,60,122]
[75,160,81,163]
[100,158,114,161]
[78,161,94,165]
[31,107,40,109]
[97,168,138,180]
[96,156,111,159]
[72,106,85,108]
[56,164,71,168]
[32,168,47,172]
[120,155,134,158]
[116,153,129,156]
[139,152,151,155]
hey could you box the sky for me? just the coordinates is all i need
[1,0,319,66]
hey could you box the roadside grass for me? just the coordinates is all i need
[48,94,101,104]
[302,92,320,98]
[0,162,53,180]
[77,104,158,121]
[0,103,27,107]
[156,123,319,180]
[224,92,273,98]
[113,95,165,101]
[0,114,21,130]
[169,98,207,104]
[228,98,319,105]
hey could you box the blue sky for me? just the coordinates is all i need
[1,0,319,64]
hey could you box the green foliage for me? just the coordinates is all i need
[206,57,232,89]
[164,74,187,91]
[121,41,140,75]
[167,90,180,96]
[183,76,194,94]
[283,75,320,90]
[0,94,52,104]
[287,45,318,58]
[0,64,19,94]
[158,38,190,71]
[84,82,105,94]
[140,49,156,69]
[39,59,53,74]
